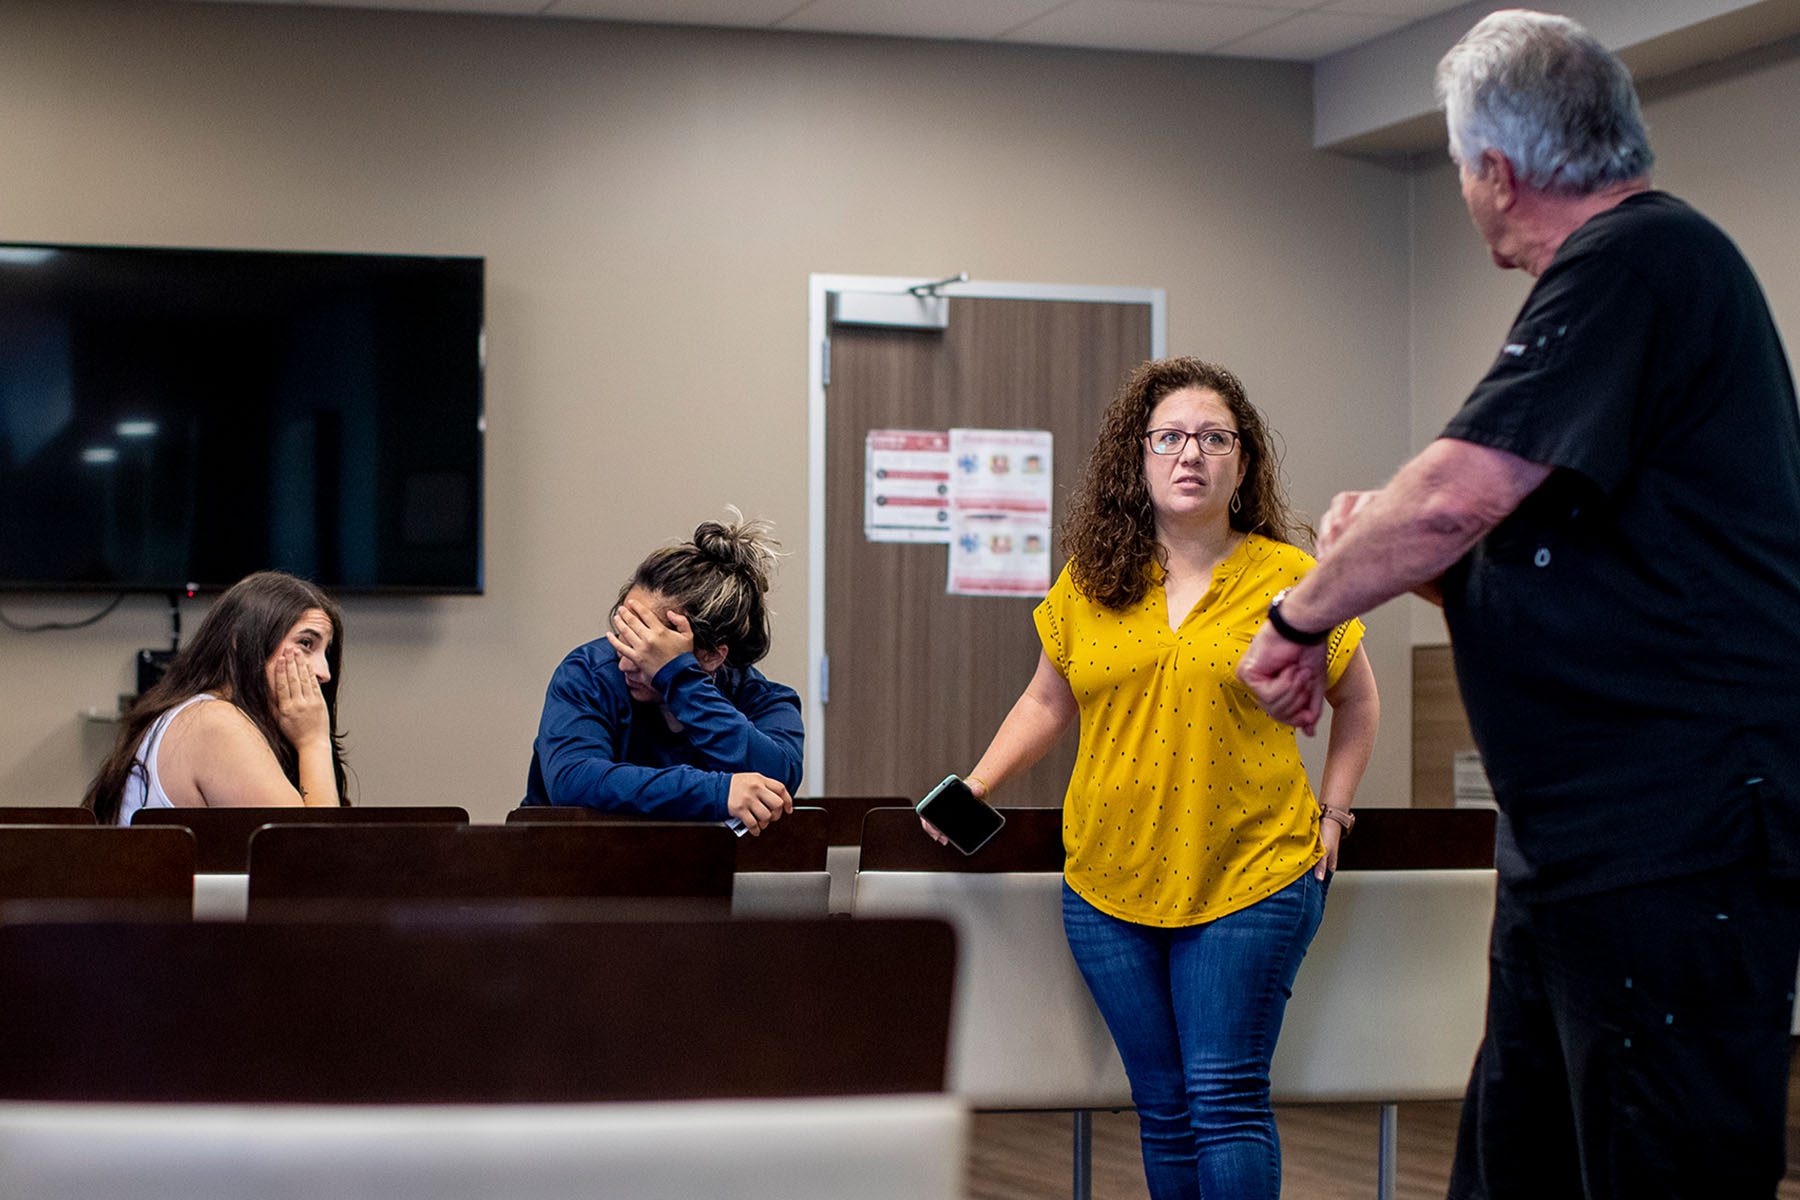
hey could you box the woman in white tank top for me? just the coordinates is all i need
[83,572,350,825]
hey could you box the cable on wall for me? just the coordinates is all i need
[0,593,125,633]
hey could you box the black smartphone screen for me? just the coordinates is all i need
[916,776,1006,855]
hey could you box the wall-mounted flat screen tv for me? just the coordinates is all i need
[0,242,484,594]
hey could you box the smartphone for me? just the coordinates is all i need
[916,775,1006,856]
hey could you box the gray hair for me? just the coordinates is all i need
[1435,9,1653,194]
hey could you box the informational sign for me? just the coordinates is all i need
[946,427,1053,598]
[864,430,952,543]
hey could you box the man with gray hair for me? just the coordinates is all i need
[1238,9,1800,1197]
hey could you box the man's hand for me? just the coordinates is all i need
[1316,489,1379,559]
[1236,625,1328,735]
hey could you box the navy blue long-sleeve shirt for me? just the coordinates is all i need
[521,637,804,820]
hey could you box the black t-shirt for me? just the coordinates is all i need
[1440,191,1800,899]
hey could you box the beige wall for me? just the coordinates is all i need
[0,0,1416,818]
[1405,39,1800,642]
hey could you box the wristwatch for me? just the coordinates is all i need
[1267,588,1329,646]
[1319,804,1355,834]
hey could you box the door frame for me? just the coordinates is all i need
[805,274,1167,794]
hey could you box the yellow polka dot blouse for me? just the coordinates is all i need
[1035,534,1364,928]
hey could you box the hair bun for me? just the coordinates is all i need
[691,508,781,590]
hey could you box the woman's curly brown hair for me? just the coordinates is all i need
[1062,357,1311,611]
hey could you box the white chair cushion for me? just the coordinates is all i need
[731,871,831,916]
[0,1094,967,1200]
[191,873,249,922]
[855,870,1132,1108]
[1272,869,1495,1103]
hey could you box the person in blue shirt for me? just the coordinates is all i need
[522,513,802,834]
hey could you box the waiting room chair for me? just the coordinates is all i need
[0,807,97,826]
[245,821,736,919]
[812,796,910,913]
[732,806,830,914]
[0,826,194,919]
[134,804,468,871]
[0,914,955,1102]
[505,805,831,915]
[0,915,964,1199]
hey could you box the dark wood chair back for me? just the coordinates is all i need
[1334,807,1497,871]
[0,827,194,918]
[734,806,828,871]
[508,806,829,872]
[811,796,912,847]
[0,915,956,1103]
[859,805,1496,873]
[507,805,828,874]
[505,806,608,824]
[0,807,98,826]
[133,805,469,872]
[245,822,736,918]
[858,806,1063,873]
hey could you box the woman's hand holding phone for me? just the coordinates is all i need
[915,774,1006,855]
[920,773,989,846]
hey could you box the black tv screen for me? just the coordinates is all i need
[0,242,484,594]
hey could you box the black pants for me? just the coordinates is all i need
[1449,865,1800,1200]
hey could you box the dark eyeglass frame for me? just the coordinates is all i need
[1143,428,1241,457]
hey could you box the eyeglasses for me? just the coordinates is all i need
[1144,428,1240,457]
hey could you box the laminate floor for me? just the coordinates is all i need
[967,1041,1800,1199]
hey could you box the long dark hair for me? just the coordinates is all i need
[1062,357,1309,611]
[82,571,349,823]
[618,510,781,669]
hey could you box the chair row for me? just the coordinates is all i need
[0,802,843,868]
[0,816,834,921]
[0,803,1502,1198]
[0,802,1498,1195]
[0,795,906,848]
[0,797,905,913]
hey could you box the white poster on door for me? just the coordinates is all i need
[946,427,1053,597]
[864,430,952,543]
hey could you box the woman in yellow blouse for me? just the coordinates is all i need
[948,357,1378,1200]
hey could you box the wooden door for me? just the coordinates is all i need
[823,296,1153,804]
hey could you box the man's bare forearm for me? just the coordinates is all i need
[1280,439,1549,631]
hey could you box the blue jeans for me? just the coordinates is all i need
[1062,871,1327,1200]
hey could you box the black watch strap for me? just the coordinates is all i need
[1268,588,1329,646]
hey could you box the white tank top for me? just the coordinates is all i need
[115,693,218,826]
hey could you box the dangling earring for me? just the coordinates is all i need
[1230,489,1242,514]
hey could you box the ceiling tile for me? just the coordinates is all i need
[1001,1,1292,55]
[777,0,1067,41]
[1157,0,1315,9]
[1214,9,1408,59]
[546,0,800,23]
[312,0,551,13]
[1319,0,1469,18]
